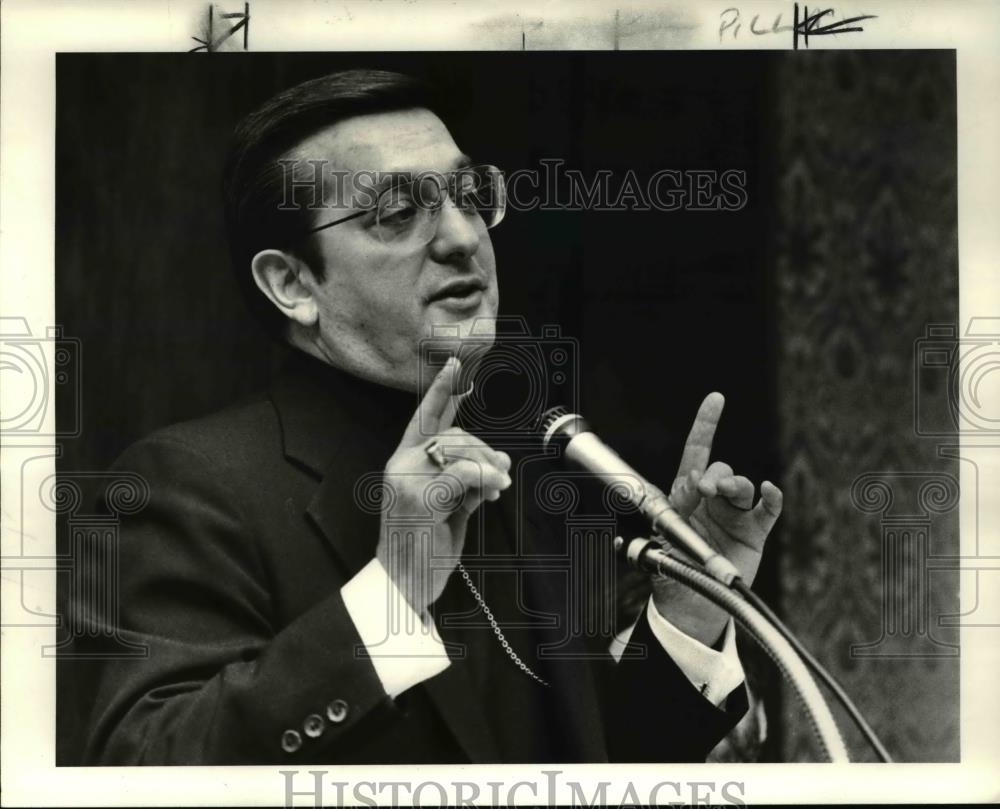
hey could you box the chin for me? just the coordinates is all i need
[462,308,497,340]
[425,300,497,338]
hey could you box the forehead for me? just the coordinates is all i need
[292,108,464,175]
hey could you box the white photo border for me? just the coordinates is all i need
[2,0,998,805]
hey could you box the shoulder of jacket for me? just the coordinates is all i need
[115,393,281,474]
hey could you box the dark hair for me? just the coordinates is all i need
[222,69,438,336]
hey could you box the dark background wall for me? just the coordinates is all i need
[55,51,957,764]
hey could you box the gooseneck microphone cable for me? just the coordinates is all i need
[539,406,894,763]
[651,545,893,762]
[618,537,849,762]
[728,575,893,762]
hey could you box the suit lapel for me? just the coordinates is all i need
[271,365,389,578]
[269,358,501,761]
[304,433,386,578]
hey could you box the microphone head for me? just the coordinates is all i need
[537,405,568,434]
[537,406,591,449]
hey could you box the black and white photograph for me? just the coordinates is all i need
[1,1,998,806]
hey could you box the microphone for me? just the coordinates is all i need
[538,406,740,585]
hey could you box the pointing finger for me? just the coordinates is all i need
[400,357,462,447]
[675,392,725,482]
[669,468,703,518]
[439,379,475,432]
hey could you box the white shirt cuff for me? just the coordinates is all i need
[340,557,451,699]
[609,598,745,707]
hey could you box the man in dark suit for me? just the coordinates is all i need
[79,69,783,764]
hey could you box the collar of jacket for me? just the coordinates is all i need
[269,348,417,476]
[267,349,417,577]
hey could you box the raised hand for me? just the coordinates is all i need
[376,357,511,615]
[650,392,783,647]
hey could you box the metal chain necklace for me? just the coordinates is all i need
[456,562,550,688]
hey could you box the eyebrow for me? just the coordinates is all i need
[305,154,479,232]
[383,154,473,182]
[356,153,476,202]
[390,154,473,181]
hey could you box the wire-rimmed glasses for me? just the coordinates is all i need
[304,163,506,247]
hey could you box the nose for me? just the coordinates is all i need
[427,197,481,263]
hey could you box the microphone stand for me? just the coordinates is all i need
[538,405,892,761]
[616,536,883,763]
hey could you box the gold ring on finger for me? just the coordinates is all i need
[424,440,449,470]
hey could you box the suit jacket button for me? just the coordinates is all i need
[326,699,349,724]
[303,713,325,738]
[281,729,302,753]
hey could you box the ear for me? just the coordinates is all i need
[250,249,318,328]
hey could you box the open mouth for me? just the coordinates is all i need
[429,280,487,304]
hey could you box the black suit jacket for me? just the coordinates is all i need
[78,351,745,764]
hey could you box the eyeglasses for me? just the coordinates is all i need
[304,164,506,247]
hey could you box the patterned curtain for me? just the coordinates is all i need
[770,51,959,762]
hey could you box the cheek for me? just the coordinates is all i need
[481,242,499,305]
[480,229,498,273]
[325,246,424,330]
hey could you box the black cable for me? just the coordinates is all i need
[728,577,893,763]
